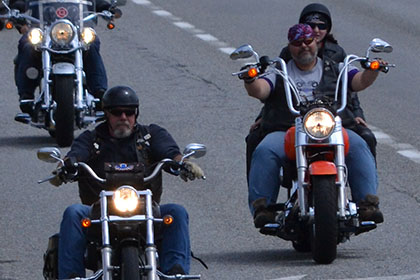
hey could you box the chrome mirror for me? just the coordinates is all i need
[368,38,393,55]
[37,147,62,163]
[183,143,206,159]
[230,44,259,61]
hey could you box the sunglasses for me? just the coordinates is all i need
[108,108,137,117]
[290,37,315,47]
[307,22,328,30]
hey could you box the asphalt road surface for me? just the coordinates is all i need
[1,1,420,279]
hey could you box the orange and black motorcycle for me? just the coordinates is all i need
[231,38,394,264]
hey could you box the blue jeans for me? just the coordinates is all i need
[14,34,107,99]
[248,129,378,215]
[58,203,190,279]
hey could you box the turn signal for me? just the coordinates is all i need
[81,218,91,228]
[163,215,174,225]
[5,21,13,29]
[248,68,258,78]
[369,61,380,71]
[107,22,115,30]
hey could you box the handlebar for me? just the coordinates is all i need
[70,159,180,184]
[232,47,395,115]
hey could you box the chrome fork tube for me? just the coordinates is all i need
[42,48,51,107]
[74,49,84,110]
[296,145,308,217]
[336,145,346,218]
[100,191,112,280]
[145,192,157,280]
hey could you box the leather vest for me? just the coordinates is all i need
[261,56,357,133]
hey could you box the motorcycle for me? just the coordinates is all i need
[0,0,123,147]
[37,143,206,280]
[231,38,394,264]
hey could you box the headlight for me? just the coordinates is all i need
[113,186,139,213]
[81,27,96,45]
[51,22,74,46]
[28,28,43,45]
[303,108,336,140]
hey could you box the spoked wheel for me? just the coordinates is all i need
[310,175,338,264]
[53,75,74,147]
[121,246,140,280]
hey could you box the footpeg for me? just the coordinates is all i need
[260,223,281,236]
[14,113,31,124]
[355,221,377,236]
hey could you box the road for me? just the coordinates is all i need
[1,0,420,279]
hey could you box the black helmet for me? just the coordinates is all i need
[102,86,139,110]
[299,3,332,33]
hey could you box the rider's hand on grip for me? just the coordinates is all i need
[109,7,122,18]
[49,169,65,187]
[238,65,257,84]
[180,161,205,182]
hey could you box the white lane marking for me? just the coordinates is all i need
[132,0,420,166]
[173,21,195,29]
[371,125,420,164]
[219,47,237,55]
[132,0,151,4]
[195,33,218,42]
[133,1,235,56]
[153,10,173,17]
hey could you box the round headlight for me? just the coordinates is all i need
[303,108,336,140]
[28,28,43,45]
[81,27,96,45]
[113,186,139,213]
[51,22,74,46]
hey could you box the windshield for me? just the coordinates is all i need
[28,0,95,28]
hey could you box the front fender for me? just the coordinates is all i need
[52,62,75,75]
[309,161,337,175]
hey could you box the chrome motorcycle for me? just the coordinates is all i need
[0,0,122,147]
[231,38,394,264]
[37,143,206,280]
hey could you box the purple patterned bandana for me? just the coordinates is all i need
[288,23,314,43]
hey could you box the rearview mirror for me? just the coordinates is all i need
[230,44,258,60]
[368,38,393,54]
[183,143,206,159]
[37,147,62,163]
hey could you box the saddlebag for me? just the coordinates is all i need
[43,233,59,280]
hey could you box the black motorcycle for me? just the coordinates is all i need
[37,143,206,280]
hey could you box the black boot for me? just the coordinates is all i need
[252,198,275,228]
[358,194,384,224]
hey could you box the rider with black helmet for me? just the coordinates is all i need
[54,85,204,278]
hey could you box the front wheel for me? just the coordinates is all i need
[121,246,140,280]
[310,175,338,264]
[53,75,74,147]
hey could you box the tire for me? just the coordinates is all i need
[53,75,74,147]
[310,175,338,264]
[121,246,140,280]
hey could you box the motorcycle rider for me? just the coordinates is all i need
[7,0,119,114]
[242,24,385,229]
[245,3,377,184]
[52,86,205,278]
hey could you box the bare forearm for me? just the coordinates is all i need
[244,79,270,101]
[351,69,379,92]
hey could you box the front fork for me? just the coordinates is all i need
[295,145,347,219]
[41,47,84,125]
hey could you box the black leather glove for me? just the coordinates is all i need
[109,7,122,18]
